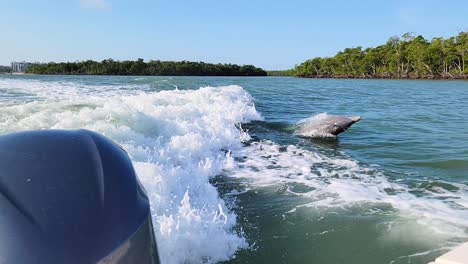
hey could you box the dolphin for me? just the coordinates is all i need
[296,115,361,137]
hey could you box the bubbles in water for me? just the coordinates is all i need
[225,140,468,240]
[0,78,262,263]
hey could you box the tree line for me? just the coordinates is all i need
[294,32,467,79]
[26,59,267,76]
[0,66,11,73]
[266,70,294,76]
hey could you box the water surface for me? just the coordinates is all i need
[0,75,467,264]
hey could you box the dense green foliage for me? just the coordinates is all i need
[26,59,267,76]
[0,66,11,73]
[294,32,468,79]
[267,70,295,76]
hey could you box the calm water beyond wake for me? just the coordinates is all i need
[0,75,467,264]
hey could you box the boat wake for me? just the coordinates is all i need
[0,78,261,264]
[225,139,468,240]
[1,77,467,263]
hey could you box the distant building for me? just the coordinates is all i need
[11,61,33,73]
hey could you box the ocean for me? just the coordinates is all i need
[0,74,467,264]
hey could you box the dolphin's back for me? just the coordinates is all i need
[295,114,360,137]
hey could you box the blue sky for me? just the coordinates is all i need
[1,0,467,69]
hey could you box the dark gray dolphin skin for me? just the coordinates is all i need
[297,115,361,137]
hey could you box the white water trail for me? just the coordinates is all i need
[226,140,468,240]
[0,78,262,264]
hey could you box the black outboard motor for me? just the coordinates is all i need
[0,129,160,264]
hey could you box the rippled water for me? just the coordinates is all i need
[0,74,467,264]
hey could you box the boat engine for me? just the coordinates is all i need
[0,129,160,264]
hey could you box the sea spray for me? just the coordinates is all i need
[225,140,468,239]
[0,78,262,263]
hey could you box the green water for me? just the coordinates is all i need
[0,75,467,264]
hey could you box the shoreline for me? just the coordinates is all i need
[295,73,467,80]
[3,72,467,80]
[8,73,269,77]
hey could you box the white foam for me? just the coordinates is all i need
[226,140,468,239]
[0,77,262,264]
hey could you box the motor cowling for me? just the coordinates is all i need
[0,129,159,264]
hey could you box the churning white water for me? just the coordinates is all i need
[226,140,468,238]
[0,78,261,263]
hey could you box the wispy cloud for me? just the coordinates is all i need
[80,0,111,10]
